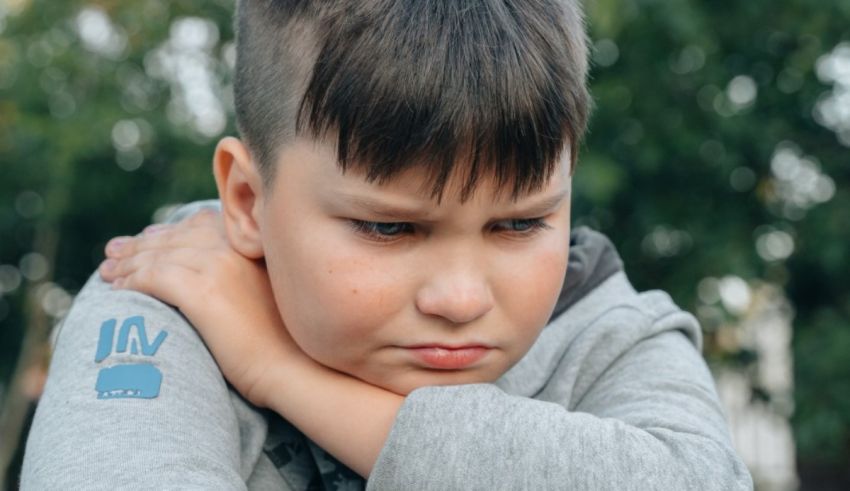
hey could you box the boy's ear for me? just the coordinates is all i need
[212,136,265,259]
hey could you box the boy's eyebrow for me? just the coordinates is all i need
[338,194,438,221]
[508,189,570,217]
[338,189,569,221]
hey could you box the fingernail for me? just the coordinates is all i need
[106,239,127,253]
[144,224,167,234]
[101,259,117,272]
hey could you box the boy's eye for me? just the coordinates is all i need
[348,220,414,241]
[348,218,551,242]
[493,218,551,236]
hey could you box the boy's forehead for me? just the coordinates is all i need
[294,135,572,205]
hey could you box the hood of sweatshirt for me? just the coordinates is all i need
[548,226,624,322]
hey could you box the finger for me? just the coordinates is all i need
[143,210,223,242]
[102,222,174,259]
[112,261,202,310]
[98,258,120,280]
[142,223,170,235]
[104,235,136,259]
[100,247,207,282]
[186,208,220,226]
[98,249,193,282]
[105,219,222,259]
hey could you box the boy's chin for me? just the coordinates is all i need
[357,369,506,397]
[306,351,512,395]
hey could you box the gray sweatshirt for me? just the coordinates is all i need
[21,200,753,490]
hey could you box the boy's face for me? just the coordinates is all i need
[254,137,572,396]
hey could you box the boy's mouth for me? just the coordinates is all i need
[403,344,491,370]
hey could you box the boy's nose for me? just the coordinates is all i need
[414,267,494,325]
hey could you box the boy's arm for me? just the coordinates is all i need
[257,299,751,490]
[20,275,265,489]
[259,355,404,478]
[362,303,753,490]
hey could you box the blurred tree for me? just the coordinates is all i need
[0,0,848,488]
[578,0,850,487]
[0,0,232,484]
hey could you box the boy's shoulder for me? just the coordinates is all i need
[22,202,280,488]
[552,225,699,342]
[49,199,224,376]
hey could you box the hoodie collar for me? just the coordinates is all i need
[548,226,624,322]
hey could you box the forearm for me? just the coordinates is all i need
[262,355,404,478]
[367,330,753,490]
[368,383,751,490]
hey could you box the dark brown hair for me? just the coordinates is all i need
[234,0,590,200]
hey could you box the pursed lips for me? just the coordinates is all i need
[402,344,492,370]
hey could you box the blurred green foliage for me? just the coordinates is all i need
[1,0,848,485]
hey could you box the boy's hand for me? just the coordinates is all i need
[99,209,406,477]
[98,209,304,407]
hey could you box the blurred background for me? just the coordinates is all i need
[0,0,848,489]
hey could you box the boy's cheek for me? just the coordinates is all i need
[501,244,570,329]
[488,248,568,374]
[284,251,410,349]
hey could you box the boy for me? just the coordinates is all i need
[21,0,753,489]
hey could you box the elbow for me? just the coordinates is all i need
[650,429,754,491]
[707,443,753,491]
[693,445,753,491]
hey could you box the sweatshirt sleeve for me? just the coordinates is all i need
[366,307,753,490]
[20,276,264,490]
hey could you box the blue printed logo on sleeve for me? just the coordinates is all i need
[94,316,168,399]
